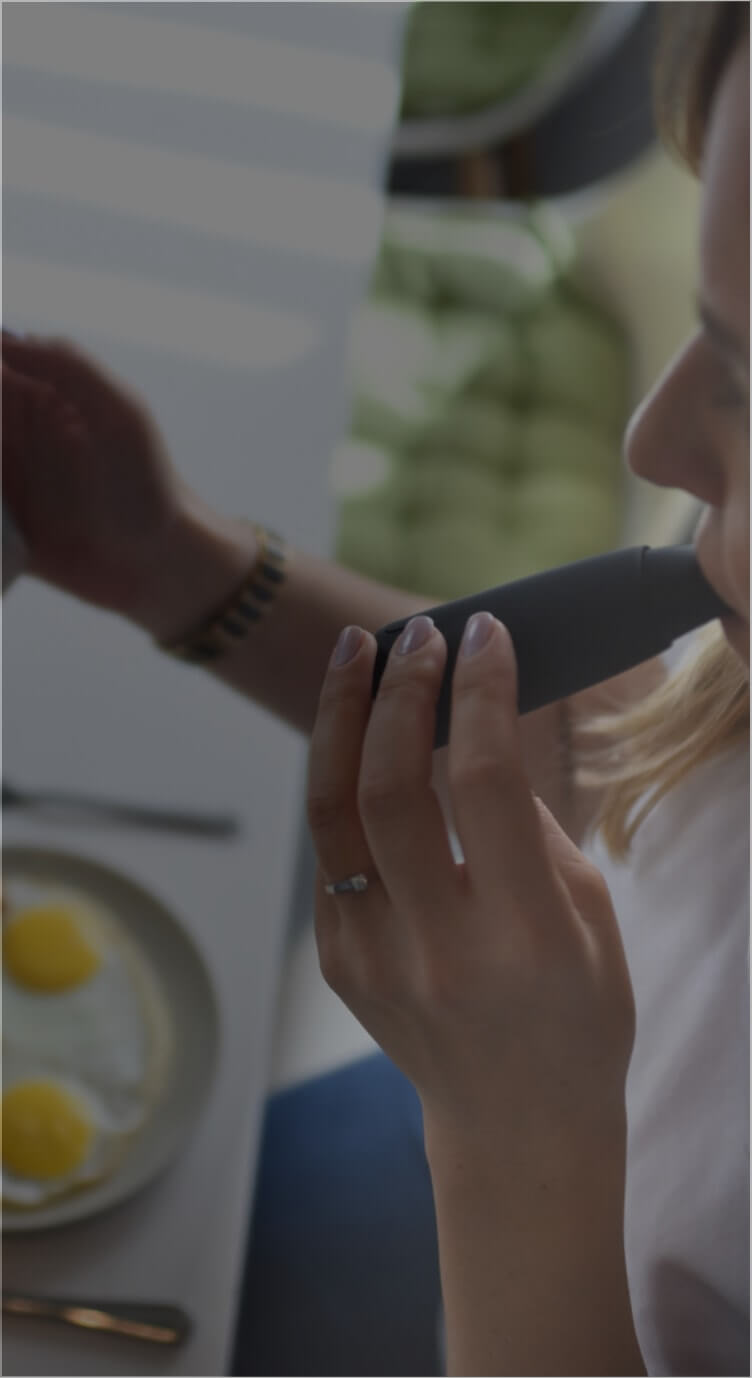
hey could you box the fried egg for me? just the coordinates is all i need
[1,1068,134,1206]
[1,876,172,1207]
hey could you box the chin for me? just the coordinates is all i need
[721,611,750,668]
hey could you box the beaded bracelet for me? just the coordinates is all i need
[159,523,287,664]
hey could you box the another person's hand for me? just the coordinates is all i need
[307,611,635,1169]
[1,331,252,638]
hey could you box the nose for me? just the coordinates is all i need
[624,335,722,506]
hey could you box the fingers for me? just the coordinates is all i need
[3,331,88,394]
[357,615,459,917]
[2,360,83,445]
[307,606,580,963]
[1,331,140,421]
[2,361,67,462]
[306,627,378,896]
[307,616,458,925]
[307,627,379,1000]
[2,362,84,542]
[531,794,616,927]
[448,612,561,919]
[2,358,59,416]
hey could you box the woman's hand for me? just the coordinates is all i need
[308,612,646,1373]
[307,610,636,1160]
[1,331,255,638]
[2,332,185,613]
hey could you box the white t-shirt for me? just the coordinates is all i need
[584,732,750,1377]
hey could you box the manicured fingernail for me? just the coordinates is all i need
[395,614,434,655]
[332,625,363,667]
[460,611,496,658]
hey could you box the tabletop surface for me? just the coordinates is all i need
[2,5,403,1373]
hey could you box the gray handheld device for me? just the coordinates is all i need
[373,545,729,750]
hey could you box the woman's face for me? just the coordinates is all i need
[625,40,750,667]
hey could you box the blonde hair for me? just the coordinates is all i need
[577,624,749,859]
[580,3,750,861]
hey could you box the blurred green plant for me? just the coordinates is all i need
[400,1,586,119]
[332,203,631,600]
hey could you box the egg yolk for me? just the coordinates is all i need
[1,1080,94,1180]
[3,906,101,991]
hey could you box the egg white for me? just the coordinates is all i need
[2,875,173,1207]
[1,1066,133,1206]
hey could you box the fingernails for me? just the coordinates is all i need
[332,624,363,667]
[460,611,496,659]
[395,614,434,655]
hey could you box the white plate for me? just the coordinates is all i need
[393,2,646,159]
[1,845,220,1233]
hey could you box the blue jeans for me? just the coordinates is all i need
[231,1052,442,1376]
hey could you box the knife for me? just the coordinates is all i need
[2,779,241,839]
[2,1291,191,1345]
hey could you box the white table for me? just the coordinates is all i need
[2,5,404,1373]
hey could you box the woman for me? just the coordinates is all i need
[2,4,748,1372]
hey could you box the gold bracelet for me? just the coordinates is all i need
[159,523,288,664]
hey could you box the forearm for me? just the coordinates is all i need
[127,494,578,824]
[426,1127,646,1377]
[128,492,434,737]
